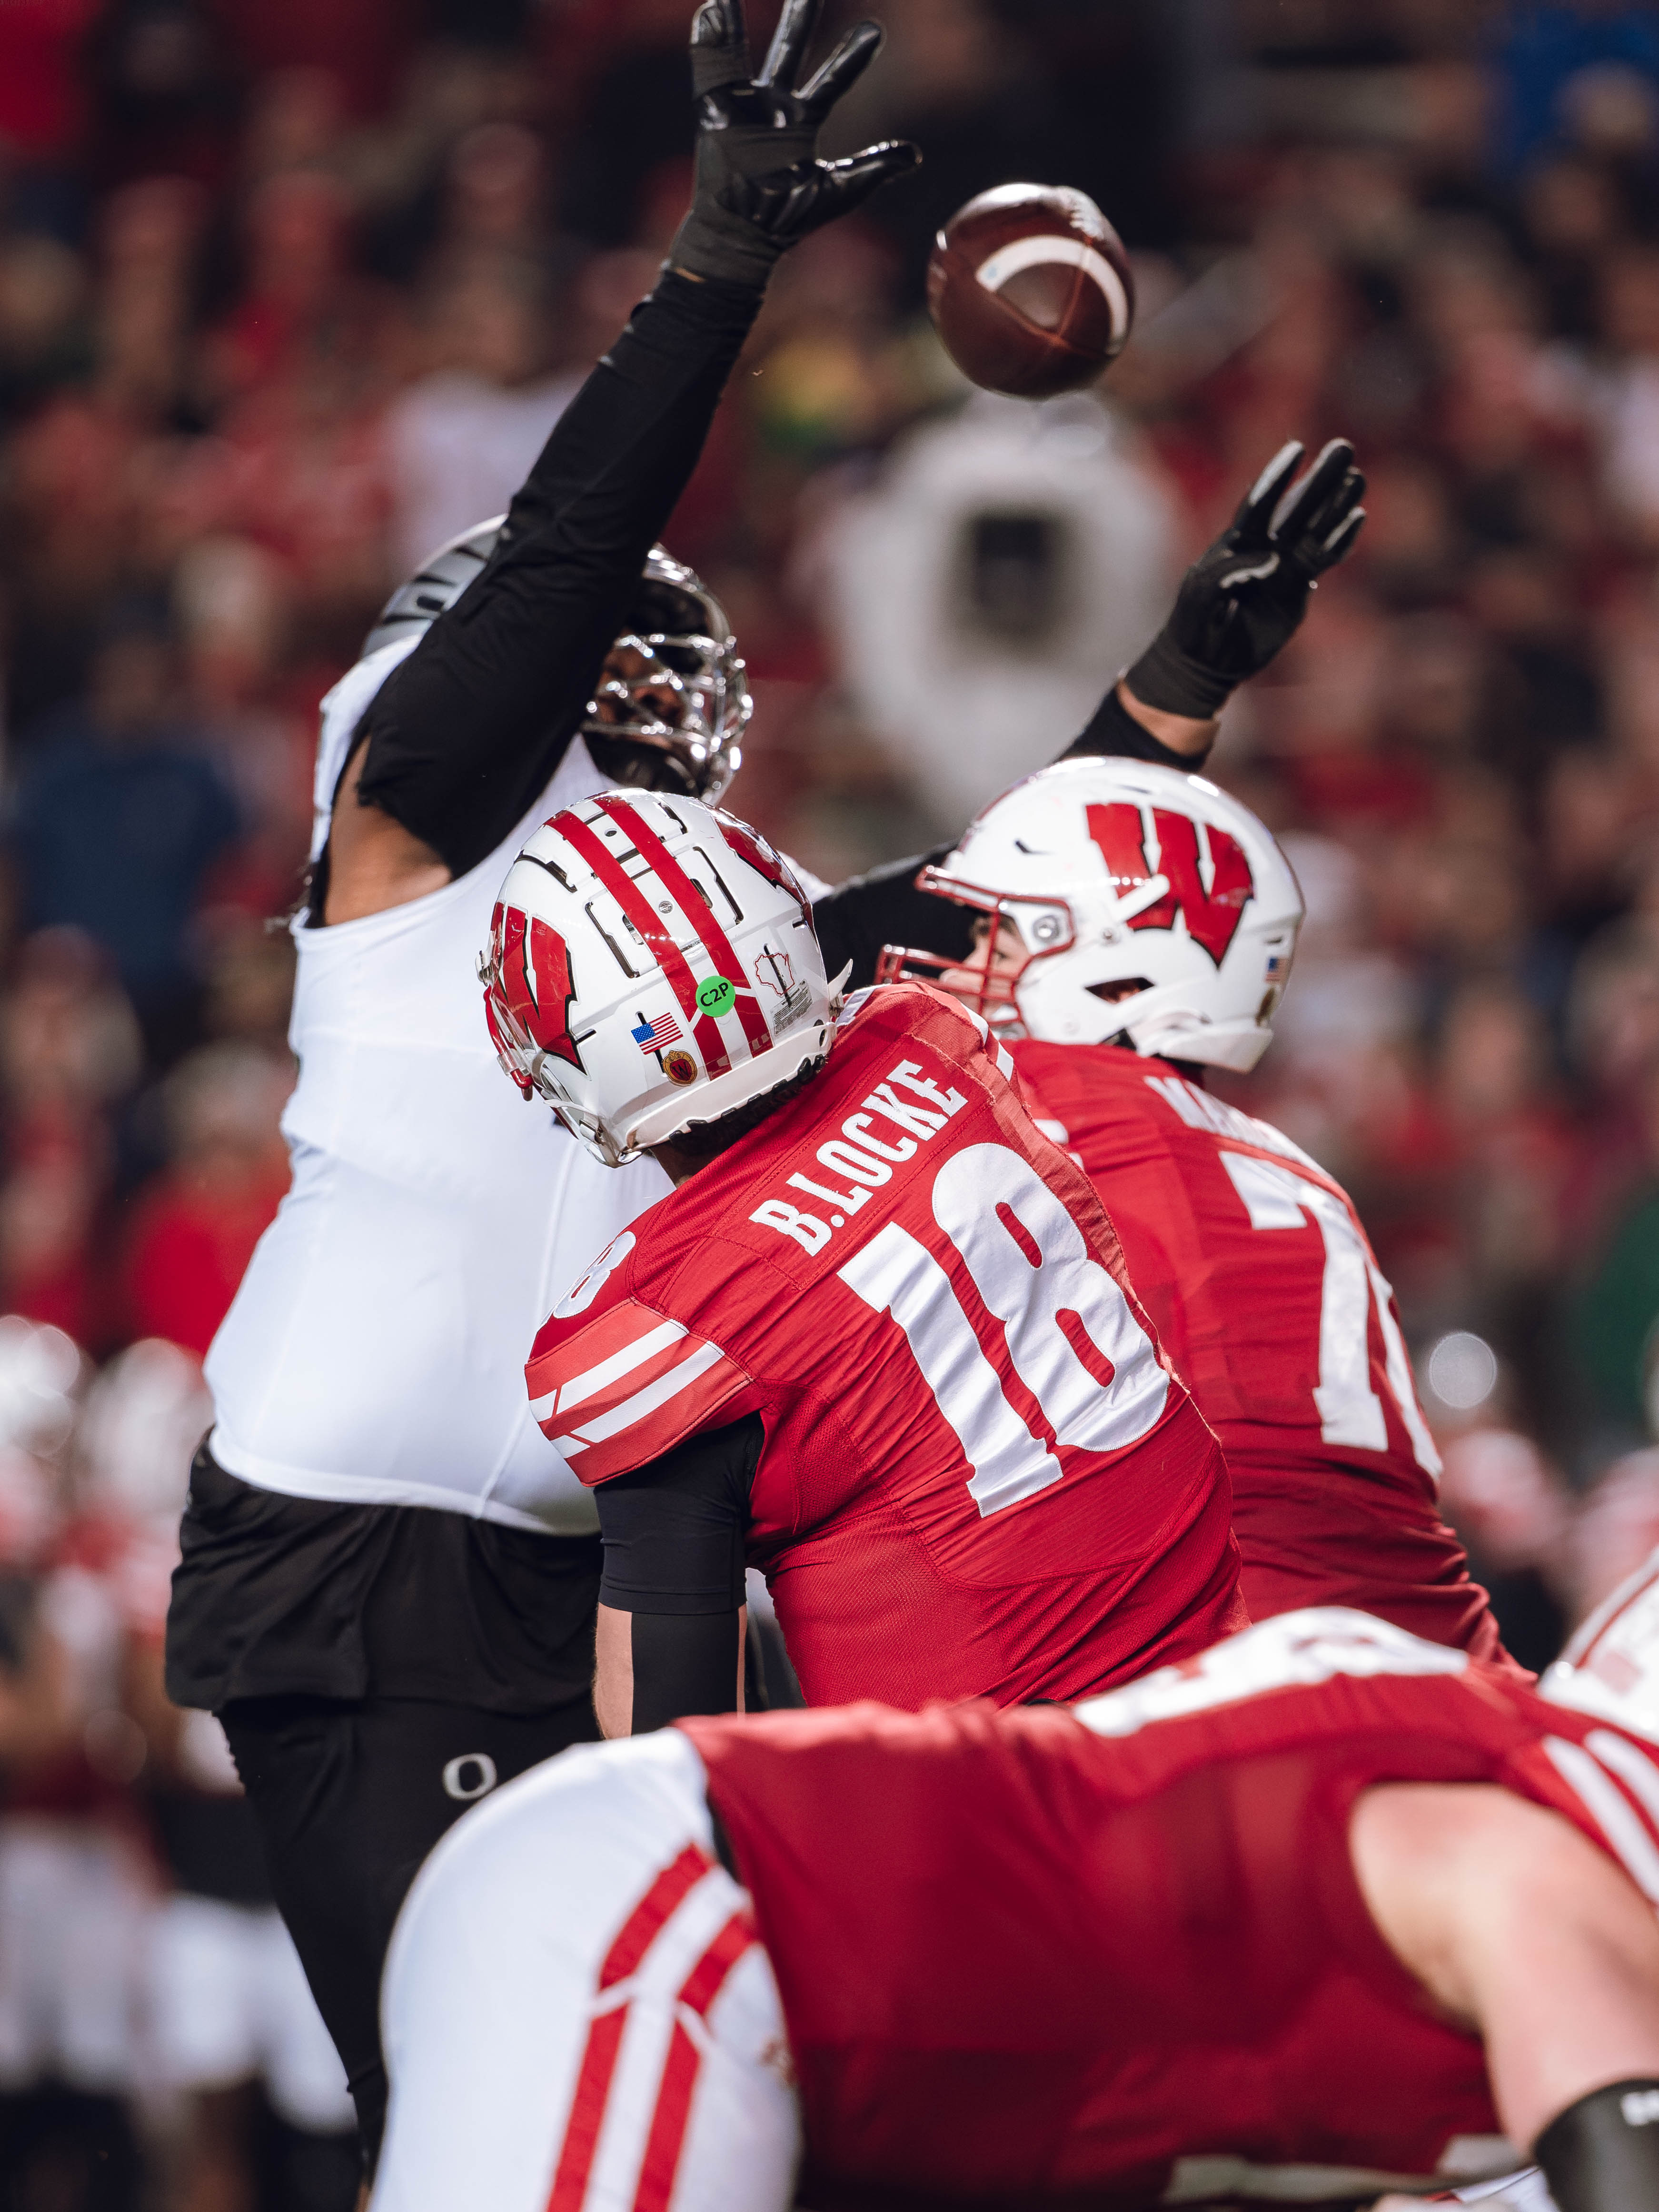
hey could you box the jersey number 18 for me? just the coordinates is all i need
[838,1142,1168,1518]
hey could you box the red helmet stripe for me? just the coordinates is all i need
[553,807,734,1076]
[593,796,775,1059]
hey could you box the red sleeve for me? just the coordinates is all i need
[525,1294,753,1484]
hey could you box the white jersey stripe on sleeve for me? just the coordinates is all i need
[1544,1736,1659,1902]
[552,1339,731,1459]
[530,1320,688,1424]
[1584,1727,1659,1836]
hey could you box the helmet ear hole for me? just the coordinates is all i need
[1088,977,1151,1005]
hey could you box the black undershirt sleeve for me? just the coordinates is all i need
[629,1614,739,1734]
[348,269,765,882]
[596,1413,762,1733]
[1059,681,1214,770]
[810,844,967,992]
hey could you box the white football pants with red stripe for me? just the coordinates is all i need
[371,1730,801,2212]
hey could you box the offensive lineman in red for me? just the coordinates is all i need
[369,1600,1659,2212]
[481,789,1242,1732]
[883,753,1508,1661]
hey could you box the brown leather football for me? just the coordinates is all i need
[927,183,1135,399]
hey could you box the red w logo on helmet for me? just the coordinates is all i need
[719,819,811,924]
[1086,803,1253,965]
[489,902,583,1070]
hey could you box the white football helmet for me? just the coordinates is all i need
[878,758,1304,1073]
[481,791,839,1165]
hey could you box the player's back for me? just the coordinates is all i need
[1012,1041,1501,1658]
[684,1609,1659,2207]
[527,985,1241,1708]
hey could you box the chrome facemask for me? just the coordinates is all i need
[581,550,752,802]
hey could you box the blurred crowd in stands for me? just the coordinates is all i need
[4,0,1659,2199]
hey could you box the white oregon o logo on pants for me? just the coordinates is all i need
[441,1753,498,1803]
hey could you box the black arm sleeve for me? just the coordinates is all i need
[810,844,973,991]
[595,1414,759,1616]
[351,270,765,878]
[629,1614,740,1733]
[1060,681,1215,771]
[596,1414,761,1733]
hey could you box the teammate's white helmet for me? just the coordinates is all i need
[879,758,1304,1073]
[481,792,838,1166]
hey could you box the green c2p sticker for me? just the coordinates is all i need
[695,976,738,1018]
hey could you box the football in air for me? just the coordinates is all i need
[927,182,1135,399]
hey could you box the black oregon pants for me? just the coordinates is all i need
[220,1692,599,2176]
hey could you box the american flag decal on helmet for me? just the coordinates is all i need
[632,1011,684,1055]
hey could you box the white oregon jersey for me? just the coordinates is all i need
[205,651,670,1534]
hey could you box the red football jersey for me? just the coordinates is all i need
[526,985,1242,1708]
[684,1609,1659,2207]
[1013,1042,1503,1660]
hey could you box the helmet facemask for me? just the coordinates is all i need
[479,924,635,1166]
[876,877,1078,1039]
[582,558,752,803]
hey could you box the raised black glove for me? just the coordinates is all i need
[1124,438,1366,720]
[668,0,921,290]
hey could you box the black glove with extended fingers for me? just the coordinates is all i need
[1124,438,1367,721]
[668,0,921,289]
